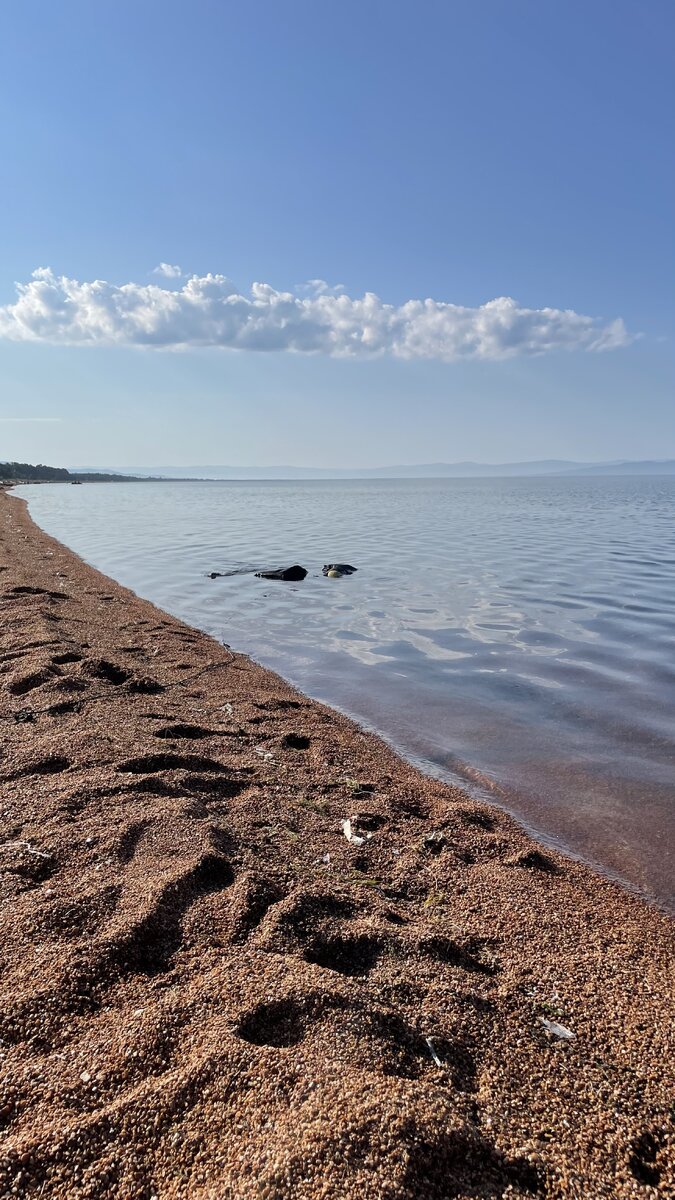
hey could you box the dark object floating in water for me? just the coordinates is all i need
[322,563,357,577]
[207,567,255,579]
[207,565,307,580]
[255,565,308,581]
[71,480,82,485]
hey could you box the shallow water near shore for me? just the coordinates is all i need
[18,476,675,909]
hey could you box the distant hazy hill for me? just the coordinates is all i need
[70,460,675,480]
[558,460,675,476]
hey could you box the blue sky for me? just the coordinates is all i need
[0,0,672,468]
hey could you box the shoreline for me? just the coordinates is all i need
[16,476,674,915]
[0,488,673,1196]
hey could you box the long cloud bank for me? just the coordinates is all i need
[0,268,630,361]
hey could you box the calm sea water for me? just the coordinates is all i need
[18,477,675,909]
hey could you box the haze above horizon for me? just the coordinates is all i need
[66,459,675,480]
[0,0,673,468]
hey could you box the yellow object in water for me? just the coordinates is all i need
[327,569,342,578]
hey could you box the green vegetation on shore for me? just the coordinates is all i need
[0,461,149,483]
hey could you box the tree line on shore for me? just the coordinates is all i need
[0,461,143,483]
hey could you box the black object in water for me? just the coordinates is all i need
[322,563,357,577]
[255,565,308,581]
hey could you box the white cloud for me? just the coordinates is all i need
[296,279,346,297]
[153,262,183,278]
[0,267,631,361]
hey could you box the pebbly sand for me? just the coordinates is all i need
[0,488,673,1200]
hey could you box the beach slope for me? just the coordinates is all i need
[0,490,673,1198]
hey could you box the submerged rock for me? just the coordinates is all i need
[255,565,308,581]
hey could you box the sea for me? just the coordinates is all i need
[17,476,675,911]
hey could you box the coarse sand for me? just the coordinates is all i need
[0,488,673,1199]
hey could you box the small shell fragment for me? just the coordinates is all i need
[539,1017,575,1040]
[340,819,365,847]
[425,1037,443,1067]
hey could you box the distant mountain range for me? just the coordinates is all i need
[69,459,675,480]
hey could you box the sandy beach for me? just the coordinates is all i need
[0,487,673,1199]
